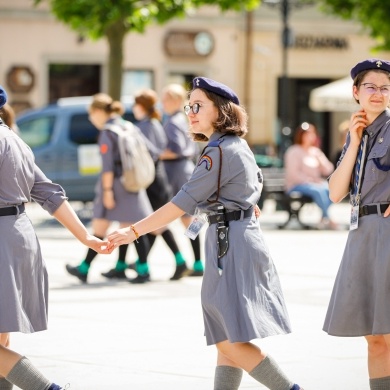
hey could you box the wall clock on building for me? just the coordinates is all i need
[194,32,214,56]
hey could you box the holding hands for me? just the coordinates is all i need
[107,226,136,250]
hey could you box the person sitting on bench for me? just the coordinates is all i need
[284,122,337,230]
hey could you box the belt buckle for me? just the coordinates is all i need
[361,205,369,216]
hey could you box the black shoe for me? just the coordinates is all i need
[170,263,189,281]
[129,273,150,284]
[127,262,136,271]
[187,270,204,277]
[101,268,127,279]
[65,264,87,283]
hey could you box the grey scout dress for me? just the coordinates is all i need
[0,123,67,333]
[93,117,153,222]
[324,109,390,336]
[171,132,292,345]
[163,111,197,193]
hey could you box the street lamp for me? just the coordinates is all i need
[263,0,315,156]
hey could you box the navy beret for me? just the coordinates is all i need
[350,58,390,79]
[0,86,7,109]
[192,77,239,105]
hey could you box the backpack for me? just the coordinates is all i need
[106,121,155,192]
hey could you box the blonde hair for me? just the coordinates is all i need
[162,84,187,102]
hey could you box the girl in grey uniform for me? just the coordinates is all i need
[66,93,154,284]
[0,86,108,389]
[161,84,203,276]
[324,59,390,389]
[108,77,302,390]
[131,89,189,280]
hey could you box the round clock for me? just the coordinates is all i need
[194,32,214,56]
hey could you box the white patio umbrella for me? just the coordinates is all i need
[309,77,359,112]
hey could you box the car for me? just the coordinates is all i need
[16,96,135,203]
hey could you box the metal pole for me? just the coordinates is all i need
[280,0,291,156]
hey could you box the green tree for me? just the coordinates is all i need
[318,0,390,51]
[35,0,259,99]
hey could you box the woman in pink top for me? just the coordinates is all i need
[284,122,336,229]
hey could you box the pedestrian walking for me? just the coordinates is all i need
[107,77,303,390]
[0,85,108,390]
[160,83,203,276]
[324,58,390,389]
[131,88,189,280]
[65,93,154,284]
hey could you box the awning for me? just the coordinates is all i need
[309,77,359,112]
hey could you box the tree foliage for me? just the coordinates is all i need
[35,0,260,99]
[318,0,390,51]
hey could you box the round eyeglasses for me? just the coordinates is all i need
[184,103,201,116]
[361,83,390,96]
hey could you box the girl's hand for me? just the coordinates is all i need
[349,110,368,147]
[254,205,261,218]
[107,226,134,249]
[85,235,113,254]
[103,190,115,209]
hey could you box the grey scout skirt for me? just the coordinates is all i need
[324,213,390,336]
[201,214,292,345]
[0,211,48,333]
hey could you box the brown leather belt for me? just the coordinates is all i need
[359,203,390,217]
[208,207,253,225]
[0,204,25,217]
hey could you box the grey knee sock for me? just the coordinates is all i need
[249,355,294,390]
[0,378,13,390]
[214,365,243,390]
[370,376,390,390]
[6,357,51,390]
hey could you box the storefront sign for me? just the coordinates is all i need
[164,31,214,57]
[293,35,348,50]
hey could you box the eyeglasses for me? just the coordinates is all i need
[184,103,201,115]
[361,83,390,96]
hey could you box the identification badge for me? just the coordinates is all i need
[350,205,359,230]
[185,213,207,240]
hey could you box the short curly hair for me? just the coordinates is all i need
[189,89,248,142]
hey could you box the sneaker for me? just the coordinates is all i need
[101,268,127,280]
[65,264,87,283]
[170,263,189,281]
[129,273,150,284]
[48,384,70,390]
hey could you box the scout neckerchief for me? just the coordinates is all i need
[350,131,368,230]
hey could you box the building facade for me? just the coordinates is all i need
[1,0,388,158]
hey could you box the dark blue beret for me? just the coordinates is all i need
[0,86,7,109]
[192,77,239,105]
[350,58,390,79]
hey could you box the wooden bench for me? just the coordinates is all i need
[258,167,315,229]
